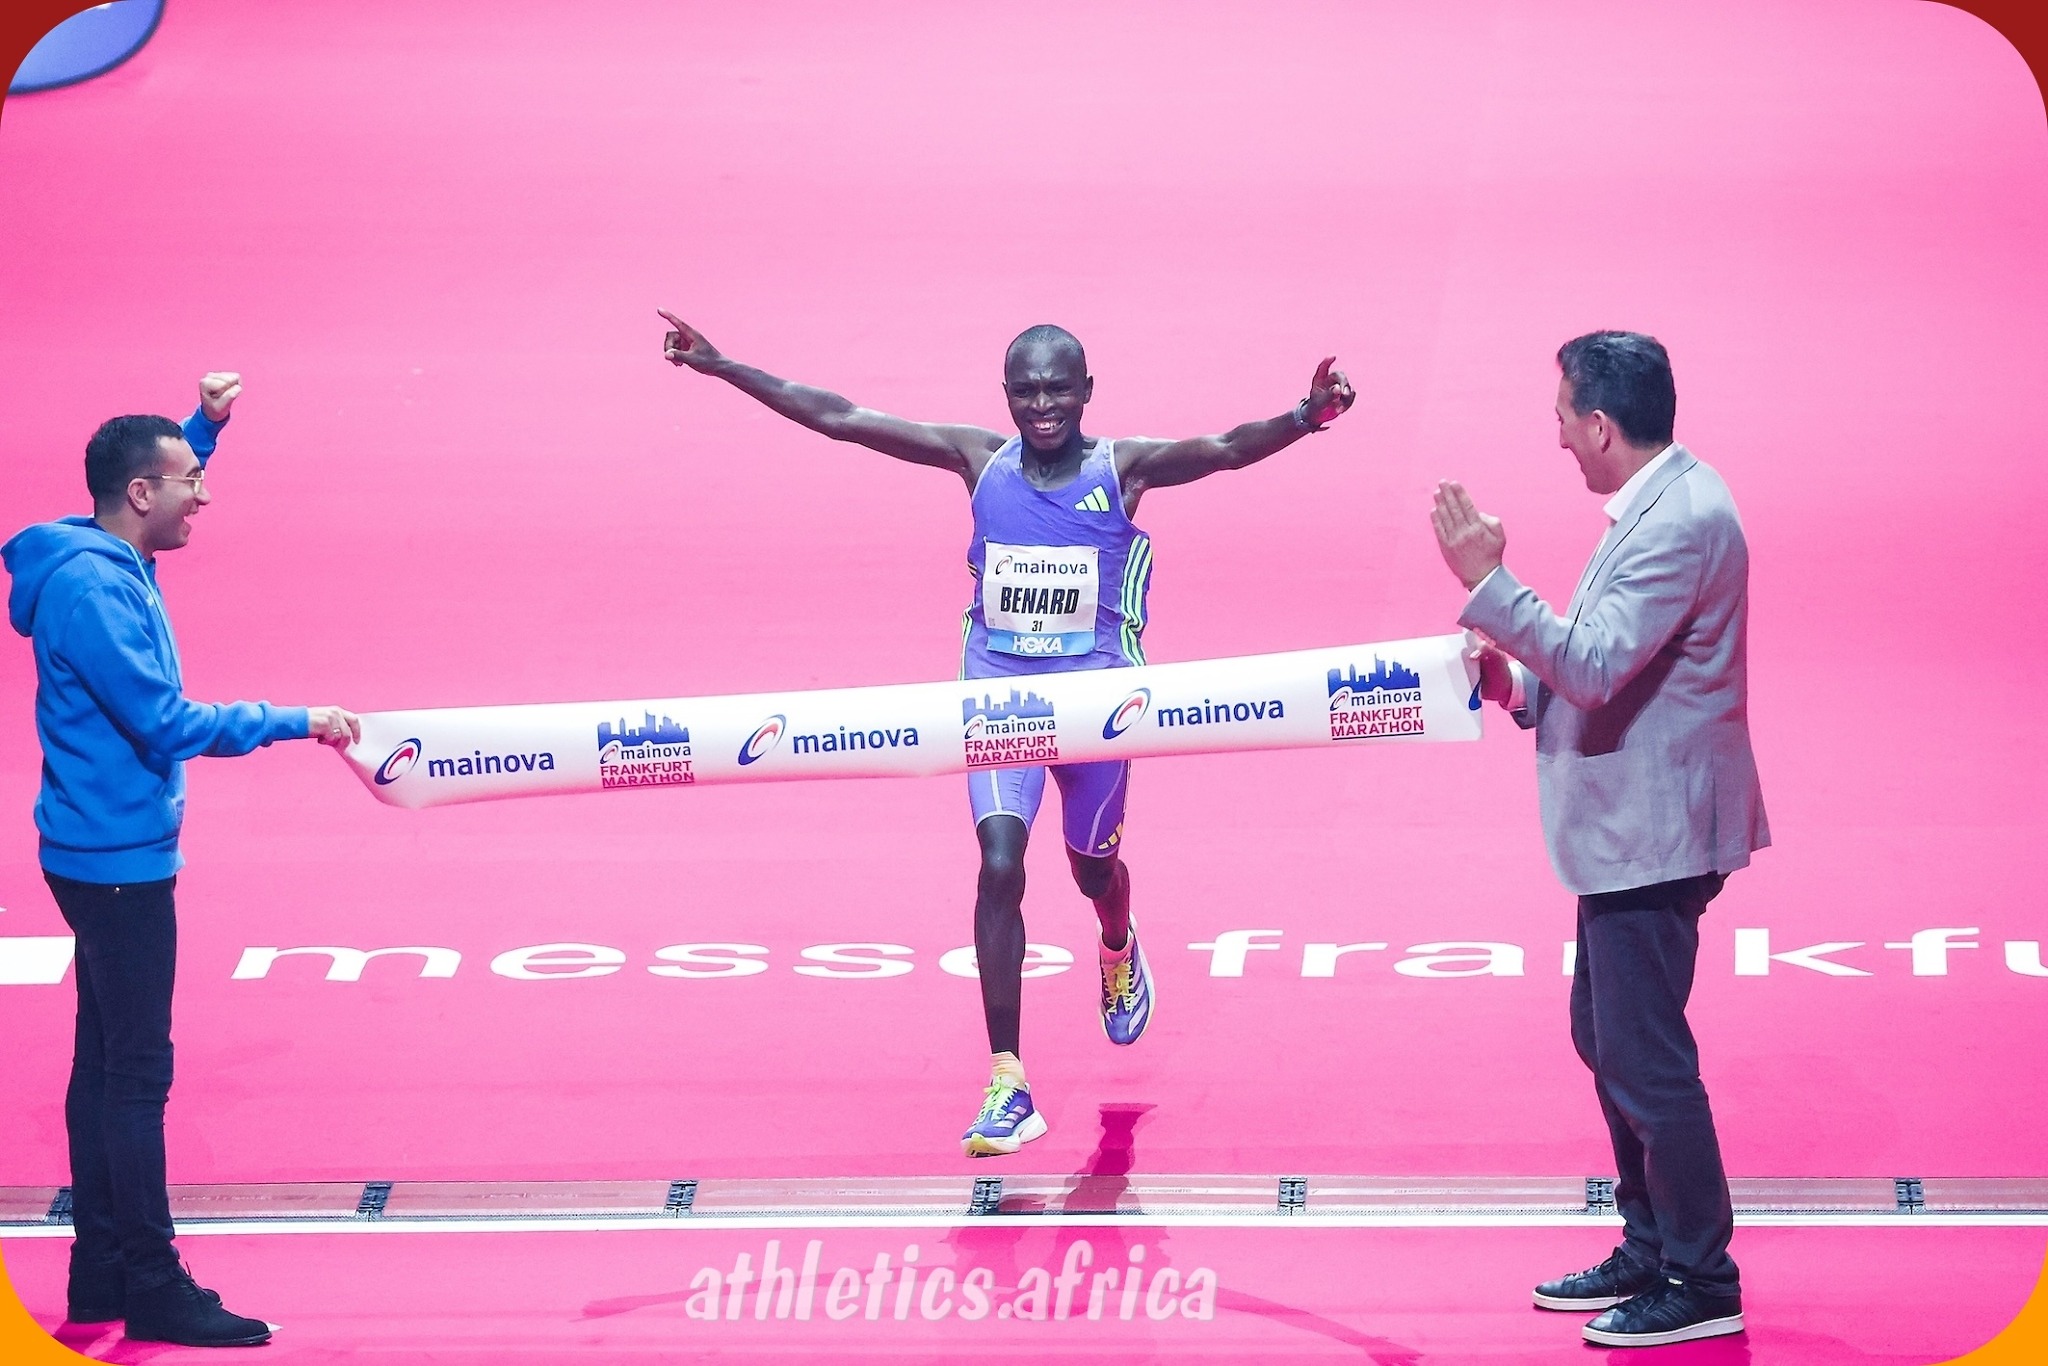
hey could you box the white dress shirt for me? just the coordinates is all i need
[1471,443,1681,712]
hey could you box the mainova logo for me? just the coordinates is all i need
[373,738,423,785]
[964,688,1057,767]
[598,711,694,791]
[1102,688,1151,739]
[1328,657,1426,740]
[739,714,788,766]
[1326,657,1422,710]
[1155,696,1285,728]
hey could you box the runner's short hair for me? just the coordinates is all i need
[1007,324,1086,373]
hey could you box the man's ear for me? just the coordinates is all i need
[124,477,156,517]
[1591,410,1615,453]
[1081,375,1095,404]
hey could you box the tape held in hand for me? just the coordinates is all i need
[341,633,1484,809]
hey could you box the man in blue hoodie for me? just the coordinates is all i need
[3,373,358,1348]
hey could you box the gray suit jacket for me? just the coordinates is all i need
[1459,447,1769,896]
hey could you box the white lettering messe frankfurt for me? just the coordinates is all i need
[8,929,2042,987]
[340,634,1483,808]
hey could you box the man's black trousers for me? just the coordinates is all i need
[46,872,182,1292]
[1571,871,1739,1293]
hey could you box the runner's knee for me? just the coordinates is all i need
[1066,847,1119,900]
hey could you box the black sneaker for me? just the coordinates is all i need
[1532,1247,1661,1310]
[124,1267,273,1347]
[1582,1277,1744,1347]
[65,1260,124,1324]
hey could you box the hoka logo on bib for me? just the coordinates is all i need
[963,688,1058,767]
[425,749,557,778]
[1102,689,1151,739]
[1328,658,1426,739]
[374,739,423,785]
[598,711,693,790]
[738,715,786,766]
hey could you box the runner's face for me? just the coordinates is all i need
[1004,344,1092,453]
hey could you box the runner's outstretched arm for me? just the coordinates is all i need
[1117,357,1355,499]
[658,310,1003,487]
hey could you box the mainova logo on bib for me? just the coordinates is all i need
[597,711,694,790]
[963,687,1058,767]
[983,542,1098,657]
[374,739,423,785]
[1328,657,1425,739]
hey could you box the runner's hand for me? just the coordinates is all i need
[199,372,242,421]
[307,707,361,748]
[1306,357,1354,427]
[658,310,723,370]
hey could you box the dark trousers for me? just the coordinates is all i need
[46,872,182,1292]
[1571,872,1739,1294]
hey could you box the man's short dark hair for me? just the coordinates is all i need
[1007,324,1086,372]
[85,415,183,507]
[1557,331,1675,447]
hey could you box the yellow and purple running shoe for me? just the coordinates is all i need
[961,1077,1047,1158]
[1099,917,1155,1045]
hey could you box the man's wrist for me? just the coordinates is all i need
[1292,397,1325,433]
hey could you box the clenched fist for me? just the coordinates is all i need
[199,372,242,422]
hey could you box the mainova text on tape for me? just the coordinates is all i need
[342,633,1484,809]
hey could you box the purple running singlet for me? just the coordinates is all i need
[962,438,1152,854]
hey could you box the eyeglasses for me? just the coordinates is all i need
[143,472,206,491]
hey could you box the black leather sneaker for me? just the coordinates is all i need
[124,1268,273,1347]
[1532,1247,1661,1310]
[65,1260,124,1324]
[1582,1278,1744,1347]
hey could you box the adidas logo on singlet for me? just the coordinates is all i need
[1074,487,1113,513]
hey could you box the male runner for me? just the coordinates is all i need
[658,312,1352,1155]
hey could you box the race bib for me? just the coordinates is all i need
[982,542,1098,657]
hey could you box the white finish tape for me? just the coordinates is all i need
[343,634,1482,809]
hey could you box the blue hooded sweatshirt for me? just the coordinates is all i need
[2,409,309,883]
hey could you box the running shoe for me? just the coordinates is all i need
[961,1077,1047,1158]
[1099,917,1155,1045]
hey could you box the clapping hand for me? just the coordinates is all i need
[657,309,723,370]
[1306,357,1355,427]
[198,372,242,422]
[1431,480,1507,590]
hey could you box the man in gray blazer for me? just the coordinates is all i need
[1430,331,1767,1349]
